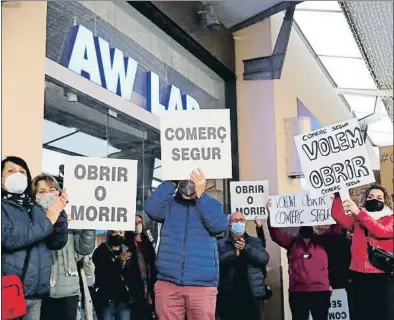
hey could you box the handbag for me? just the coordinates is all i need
[1,249,31,319]
[364,228,394,274]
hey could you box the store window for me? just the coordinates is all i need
[42,79,161,234]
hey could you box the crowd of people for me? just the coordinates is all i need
[1,156,393,320]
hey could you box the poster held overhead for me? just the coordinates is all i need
[230,181,269,220]
[64,156,138,231]
[269,192,335,227]
[379,145,393,194]
[294,118,375,198]
[160,109,232,180]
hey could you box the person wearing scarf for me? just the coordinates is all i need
[125,215,157,320]
[331,184,394,320]
[31,174,96,320]
[1,156,68,320]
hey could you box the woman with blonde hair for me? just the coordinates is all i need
[331,184,393,320]
[31,174,96,320]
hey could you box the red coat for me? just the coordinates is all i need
[268,220,341,292]
[331,194,394,274]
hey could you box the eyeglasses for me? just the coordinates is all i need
[230,218,246,224]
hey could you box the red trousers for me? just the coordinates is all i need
[154,280,217,320]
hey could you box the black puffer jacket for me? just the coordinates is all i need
[218,234,269,299]
[1,199,68,298]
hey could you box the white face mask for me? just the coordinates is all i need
[3,172,28,194]
[36,192,55,209]
[134,224,143,235]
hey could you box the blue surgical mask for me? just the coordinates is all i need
[231,222,246,236]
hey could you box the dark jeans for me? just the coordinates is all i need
[217,293,263,320]
[97,300,131,320]
[40,295,79,320]
[289,291,331,320]
[350,271,394,320]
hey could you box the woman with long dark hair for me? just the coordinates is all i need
[1,156,68,319]
[125,214,157,320]
[331,185,394,320]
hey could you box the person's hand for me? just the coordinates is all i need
[66,214,72,224]
[342,198,360,216]
[46,196,67,225]
[266,199,272,214]
[254,216,263,227]
[120,252,132,265]
[61,188,68,204]
[190,169,206,198]
[234,237,246,251]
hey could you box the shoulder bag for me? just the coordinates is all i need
[1,249,31,319]
[364,228,394,275]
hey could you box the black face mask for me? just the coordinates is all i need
[178,180,195,197]
[299,226,314,239]
[365,199,384,212]
[108,235,124,247]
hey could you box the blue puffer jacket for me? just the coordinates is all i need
[145,181,227,287]
[1,199,68,298]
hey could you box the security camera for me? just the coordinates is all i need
[64,89,78,103]
[197,4,221,31]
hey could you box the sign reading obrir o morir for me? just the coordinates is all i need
[230,181,270,220]
[64,157,138,231]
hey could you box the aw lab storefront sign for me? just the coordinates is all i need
[60,24,200,116]
[64,156,138,231]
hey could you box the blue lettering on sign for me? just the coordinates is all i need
[61,25,200,116]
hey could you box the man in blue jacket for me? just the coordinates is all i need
[145,169,227,320]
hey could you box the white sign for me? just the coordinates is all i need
[160,109,232,180]
[230,181,269,220]
[310,289,350,320]
[64,156,138,231]
[269,192,335,227]
[61,24,200,116]
[294,118,375,198]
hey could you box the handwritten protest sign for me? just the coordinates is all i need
[310,289,350,320]
[160,110,232,180]
[230,181,269,220]
[64,157,138,231]
[269,192,335,227]
[294,118,375,198]
[380,145,393,194]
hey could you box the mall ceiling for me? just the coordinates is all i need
[203,1,393,122]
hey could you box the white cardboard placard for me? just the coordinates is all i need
[64,156,138,231]
[160,109,232,180]
[269,192,335,227]
[294,118,375,198]
[230,181,269,220]
[309,289,350,320]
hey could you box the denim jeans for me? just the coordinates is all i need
[21,299,42,320]
[98,300,131,320]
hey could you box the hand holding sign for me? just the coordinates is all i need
[266,199,272,214]
[342,198,360,216]
[190,169,206,198]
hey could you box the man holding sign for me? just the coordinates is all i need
[145,169,227,320]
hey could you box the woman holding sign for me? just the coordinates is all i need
[266,199,341,320]
[331,185,394,320]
